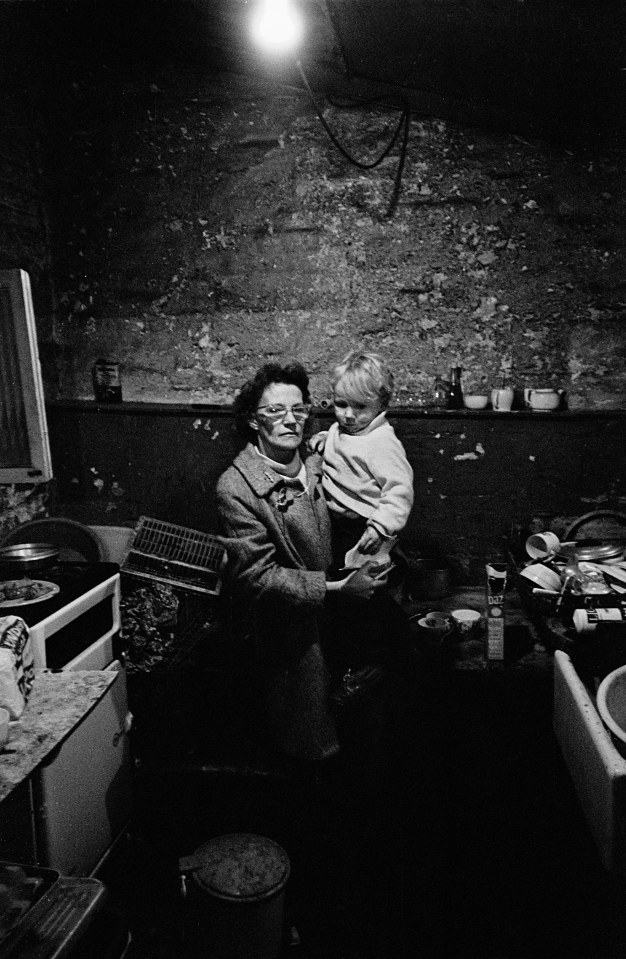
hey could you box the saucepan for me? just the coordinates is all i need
[407,558,452,600]
[0,543,60,575]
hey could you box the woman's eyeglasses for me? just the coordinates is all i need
[255,404,311,423]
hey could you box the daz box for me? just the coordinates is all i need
[485,562,507,661]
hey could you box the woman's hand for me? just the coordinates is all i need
[307,430,328,454]
[326,561,386,601]
[355,526,384,555]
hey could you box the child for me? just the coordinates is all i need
[315,350,414,575]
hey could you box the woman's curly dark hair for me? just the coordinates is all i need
[233,362,312,441]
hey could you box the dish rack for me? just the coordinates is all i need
[120,516,226,596]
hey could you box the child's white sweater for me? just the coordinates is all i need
[322,412,414,537]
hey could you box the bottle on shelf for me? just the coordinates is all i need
[447,366,463,410]
[432,375,448,409]
[92,359,122,403]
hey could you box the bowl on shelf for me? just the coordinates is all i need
[463,394,489,410]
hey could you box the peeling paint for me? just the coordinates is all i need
[454,442,485,461]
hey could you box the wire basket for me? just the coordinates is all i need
[121,516,226,596]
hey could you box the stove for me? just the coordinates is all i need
[0,563,120,671]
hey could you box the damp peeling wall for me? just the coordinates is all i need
[0,2,625,567]
[2,2,619,410]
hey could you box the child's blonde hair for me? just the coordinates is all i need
[332,350,394,409]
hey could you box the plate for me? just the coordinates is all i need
[0,580,60,608]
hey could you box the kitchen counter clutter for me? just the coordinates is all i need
[406,585,552,673]
[0,670,118,802]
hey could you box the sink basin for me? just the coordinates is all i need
[553,651,626,873]
[597,664,626,756]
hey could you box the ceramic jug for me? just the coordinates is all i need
[491,386,514,411]
[524,388,563,411]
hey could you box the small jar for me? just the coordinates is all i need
[92,359,122,403]
[432,375,448,409]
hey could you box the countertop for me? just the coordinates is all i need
[406,585,552,673]
[0,670,118,802]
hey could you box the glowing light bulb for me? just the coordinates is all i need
[250,0,304,56]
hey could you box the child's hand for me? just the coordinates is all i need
[307,430,328,454]
[356,526,384,555]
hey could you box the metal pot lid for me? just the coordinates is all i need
[181,834,290,902]
[0,543,60,563]
[558,540,624,562]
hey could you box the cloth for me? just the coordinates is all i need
[322,413,414,538]
[216,443,339,762]
[0,616,34,719]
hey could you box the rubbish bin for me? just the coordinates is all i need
[179,833,291,959]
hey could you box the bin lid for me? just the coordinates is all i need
[184,834,290,902]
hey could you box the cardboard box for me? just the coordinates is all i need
[485,562,507,661]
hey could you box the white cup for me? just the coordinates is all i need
[524,388,563,411]
[416,613,451,641]
[491,387,514,412]
[0,707,9,750]
[450,609,482,635]
[526,531,560,560]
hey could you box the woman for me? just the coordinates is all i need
[216,361,385,766]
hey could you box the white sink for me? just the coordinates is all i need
[597,665,626,755]
[553,650,626,874]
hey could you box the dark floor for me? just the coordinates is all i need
[97,646,626,959]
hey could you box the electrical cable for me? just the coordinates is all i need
[296,59,408,171]
[385,105,410,218]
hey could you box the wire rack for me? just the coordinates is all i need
[121,516,226,596]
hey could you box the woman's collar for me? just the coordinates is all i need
[253,445,303,479]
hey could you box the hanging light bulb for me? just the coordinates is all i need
[250,0,304,56]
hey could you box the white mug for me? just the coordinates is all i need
[491,387,514,412]
[524,388,563,411]
[526,531,560,560]
[450,609,482,635]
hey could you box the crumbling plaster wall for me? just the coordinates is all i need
[0,7,53,538]
[20,3,625,410]
[0,2,624,564]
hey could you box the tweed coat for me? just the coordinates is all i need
[216,442,339,762]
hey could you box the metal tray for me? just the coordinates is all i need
[0,862,59,950]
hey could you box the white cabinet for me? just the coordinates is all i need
[32,662,133,876]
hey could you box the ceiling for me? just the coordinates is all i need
[246,0,624,145]
[1,0,623,146]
